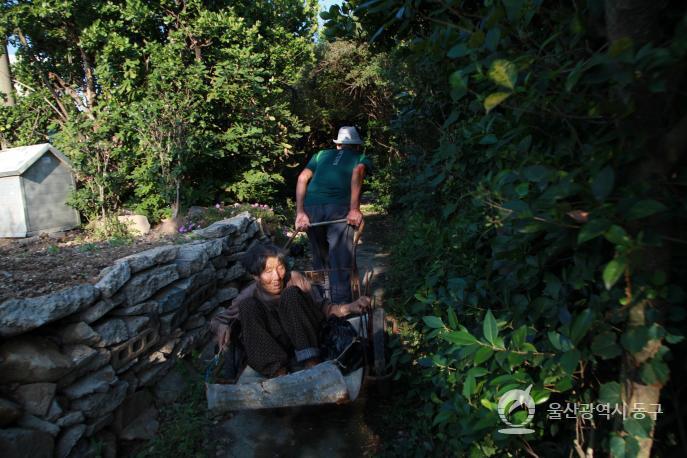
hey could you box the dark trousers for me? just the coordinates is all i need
[304,204,354,304]
[239,286,324,377]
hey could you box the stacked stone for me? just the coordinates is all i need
[0,212,265,458]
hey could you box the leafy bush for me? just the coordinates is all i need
[326,1,687,456]
[86,216,135,245]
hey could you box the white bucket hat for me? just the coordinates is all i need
[333,126,363,145]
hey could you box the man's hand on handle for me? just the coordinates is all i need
[347,208,363,227]
[295,211,310,231]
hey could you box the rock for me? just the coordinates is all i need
[0,428,54,458]
[211,255,230,269]
[215,287,239,305]
[70,381,128,419]
[58,349,110,389]
[56,411,84,428]
[227,251,245,262]
[118,371,139,394]
[63,344,98,370]
[203,239,224,258]
[184,283,217,312]
[176,327,210,359]
[0,285,99,337]
[45,399,63,421]
[115,358,138,374]
[110,301,157,316]
[84,412,114,436]
[113,390,153,434]
[62,366,116,400]
[95,262,131,298]
[0,398,22,426]
[187,206,205,218]
[119,245,178,273]
[192,265,216,288]
[93,319,129,347]
[57,322,101,345]
[117,214,150,236]
[119,407,159,440]
[14,383,56,417]
[232,231,253,246]
[197,296,220,314]
[153,366,187,405]
[159,307,188,336]
[223,262,246,282]
[222,238,246,254]
[184,314,206,330]
[193,219,240,239]
[0,337,73,383]
[132,349,167,373]
[56,424,86,458]
[175,243,209,277]
[154,266,215,312]
[77,296,124,324]
[137,358,174,387]
[121,264,180,305]
[18,413,60,436]
[157,336,180,355]
[123,316,150,335]
[154,282,188,314]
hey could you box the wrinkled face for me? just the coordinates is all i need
[257,256,286,295]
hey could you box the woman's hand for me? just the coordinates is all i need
[295,211,310,231]
[216,323,231,350]
[346,296,371,314]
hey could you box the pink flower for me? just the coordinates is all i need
[215,203,220,209]
[178,226,186,233]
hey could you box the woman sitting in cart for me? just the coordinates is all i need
[231,243,371,378]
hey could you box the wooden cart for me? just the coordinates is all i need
[206,220,393,413]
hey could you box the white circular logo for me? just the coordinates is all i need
[497,384,536,434]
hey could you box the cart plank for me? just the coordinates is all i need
[206,361,349,412]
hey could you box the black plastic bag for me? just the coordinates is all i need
[320,316,363,374]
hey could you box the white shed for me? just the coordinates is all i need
[0,143,81,237]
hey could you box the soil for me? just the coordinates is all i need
[0,229,178,303]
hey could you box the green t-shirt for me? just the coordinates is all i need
[304,148,372,206]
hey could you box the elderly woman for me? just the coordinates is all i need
[232,243,370,378]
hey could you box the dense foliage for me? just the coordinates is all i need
[2,1,687,456]
[323,1,687,456]
[0,0,318,220]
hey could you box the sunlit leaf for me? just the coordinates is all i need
[488,59,517,89]
[603,257,626,290]
[484,92,512,113]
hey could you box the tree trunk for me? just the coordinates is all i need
[16,29,69,122]
[0,40,15,107]
[604,1,674,457]
[79,47,96,109]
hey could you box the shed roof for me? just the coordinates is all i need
[0,143,74,178]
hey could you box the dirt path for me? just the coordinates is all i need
[210,209,391,458]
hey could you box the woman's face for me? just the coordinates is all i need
[257,256,287,295]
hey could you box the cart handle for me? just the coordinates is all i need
[283,218,360,249]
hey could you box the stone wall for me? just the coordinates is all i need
[0,212,264,458]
